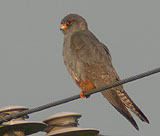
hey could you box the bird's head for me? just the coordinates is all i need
[60,14,88,35]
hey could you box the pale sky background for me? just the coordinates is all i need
[0,0,160,136]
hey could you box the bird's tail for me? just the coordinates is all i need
[101,89,139,130]
[116,87,149,123]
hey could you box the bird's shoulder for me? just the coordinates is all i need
[70,30,98,50]
[71,30,112,63]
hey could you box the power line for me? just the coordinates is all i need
[0,67,160,124]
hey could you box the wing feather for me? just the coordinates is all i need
[69,31,148,129]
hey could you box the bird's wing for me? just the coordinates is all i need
[70,31,141,130]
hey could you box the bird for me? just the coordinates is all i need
[60,14,149,130]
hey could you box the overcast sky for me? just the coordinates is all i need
[0,0,160,136]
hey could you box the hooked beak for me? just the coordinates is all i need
[60,23,67,30]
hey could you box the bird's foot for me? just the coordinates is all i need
[80,91,90,98]
[80,91,85,98]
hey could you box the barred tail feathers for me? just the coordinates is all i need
[116,88,149,123]
[101,89,139,130]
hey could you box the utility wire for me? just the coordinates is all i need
[0,67,160,124]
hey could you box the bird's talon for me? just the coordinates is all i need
[80,91,85,98]
[80,91,90,98]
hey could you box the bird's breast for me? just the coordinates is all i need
[63,34,86,82]
[63,34,73,67]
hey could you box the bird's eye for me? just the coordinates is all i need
[66,20,72,26]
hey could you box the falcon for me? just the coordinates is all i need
[60,14,149,130]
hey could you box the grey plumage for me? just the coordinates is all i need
[61,14,149,130]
